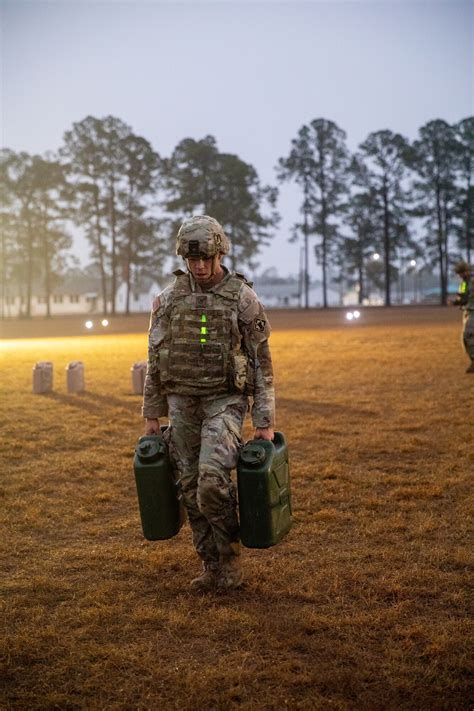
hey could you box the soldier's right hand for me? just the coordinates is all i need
[144,418,160,435]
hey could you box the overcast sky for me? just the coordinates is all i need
[1,0,473,277]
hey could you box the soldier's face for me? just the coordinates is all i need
[186,254,222,284]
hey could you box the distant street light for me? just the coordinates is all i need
[85,320,93,329]
[409,259,417,268]
[372,253,381,261]
[101,319,109,327]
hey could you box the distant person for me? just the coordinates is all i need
[451,261,474,373]
[142,215,275,591]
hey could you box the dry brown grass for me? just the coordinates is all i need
[1,309,473,710]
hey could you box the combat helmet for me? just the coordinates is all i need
[454,260,471,275]
[176,215,230,258]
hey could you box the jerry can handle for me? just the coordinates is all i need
[270,431,285,452]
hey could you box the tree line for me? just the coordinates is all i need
[1,114,472,316]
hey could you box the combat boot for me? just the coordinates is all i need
[216,556,244,591]
[190,564,219,592]
[466,361,474,373]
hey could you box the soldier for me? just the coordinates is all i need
[452,260,474,373]
[142,215,275,591]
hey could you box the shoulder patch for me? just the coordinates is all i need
[254,317,267,332]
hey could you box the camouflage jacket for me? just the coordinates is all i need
[142,268,275,428]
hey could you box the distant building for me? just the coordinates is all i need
[0,271,164,318]
[115,280,164,313]
[251,279,300,308]
[1,272,105,318]
[252,277,341,308]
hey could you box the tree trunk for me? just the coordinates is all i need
[466,212,472,264]
[319,167,329,309]
[25,216,33,319]
[303,178,309,309]
[435,180,446,306]
[382,182,391,307]
[464,160,472,264]
[93,185,108,315]
[321,195,328,309]
[298,245,304,308]
[125,263,131,315]
[125,231,132,317]
[1,230,5,320]
[357,227,364,305]
[44,223,51,319]
[109,181,118,316]
[442,201,451,306]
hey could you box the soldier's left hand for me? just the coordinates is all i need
[254,427,274,441]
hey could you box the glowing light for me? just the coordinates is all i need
[353,310,361,319]
[101,319,109,327]
[346,312,354,321]
[200,314,207,344]
[85,320,93,329]
[372,253,381,261]
[409,259,417,268]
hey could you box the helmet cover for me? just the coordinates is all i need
[454,260,471,275]
[176,215,230,258]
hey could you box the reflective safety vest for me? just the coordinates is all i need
[457,279,469,308]
[158,271,250,396]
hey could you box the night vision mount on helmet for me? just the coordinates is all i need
[176,215,231,258]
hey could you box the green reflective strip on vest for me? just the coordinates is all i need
[200,314,207,343]
[200,314,208,343]
[460,281,468,294]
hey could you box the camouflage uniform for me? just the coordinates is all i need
[453,262,474,369]
[142,218,275,585]
[461,278,474,364]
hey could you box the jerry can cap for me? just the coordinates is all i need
[240,443,267,465]
[136,437,165,462]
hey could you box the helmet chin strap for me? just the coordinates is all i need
[210,253,219,277]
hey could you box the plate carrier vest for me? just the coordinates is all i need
[158,271,251,396]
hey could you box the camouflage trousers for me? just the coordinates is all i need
[166,392,248,567]
[462,311,474,360]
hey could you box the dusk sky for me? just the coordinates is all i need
[1,0,472,277]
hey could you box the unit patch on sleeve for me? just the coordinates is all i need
[254,318,266,332]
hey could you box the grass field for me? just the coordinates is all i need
[1,309,473,710]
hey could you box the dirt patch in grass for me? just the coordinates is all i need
[1,309,472,709]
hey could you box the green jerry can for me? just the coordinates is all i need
[133,432,185,541]
[237,431,292,548]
